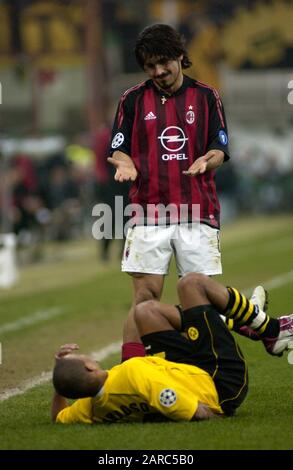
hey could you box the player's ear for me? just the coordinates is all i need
[84,358,98,372]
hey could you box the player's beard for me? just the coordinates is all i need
[155,73,174,90]
[155,65,182,92]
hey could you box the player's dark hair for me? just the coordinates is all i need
[135,24,192,70]
[53,358,99,399]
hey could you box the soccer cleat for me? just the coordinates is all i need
[236,324,260,341]
[250,285,268,312]
[262,314,293,356]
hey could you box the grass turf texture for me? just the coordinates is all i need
[0,215,293,450]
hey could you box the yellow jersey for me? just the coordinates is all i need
[56,356,223,424]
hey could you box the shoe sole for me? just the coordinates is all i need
[272,336,293,357]
[253,287,269,312]
[263,289,269,313]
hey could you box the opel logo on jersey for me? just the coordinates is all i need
[158,126,188,152]
[111,132,125,149]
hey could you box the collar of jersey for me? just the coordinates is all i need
[150,74,191,98]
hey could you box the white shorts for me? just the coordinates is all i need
[121,223,222,276]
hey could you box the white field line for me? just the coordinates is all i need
[261,270,293,291]
[1,270,293,402]
[244,269,293,296]
[0,341,121,402]
[0,307,64,335]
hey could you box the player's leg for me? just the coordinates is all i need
[177,273,277,334]
[177,273,226,310]
[173,223,257,339]
[175,274,248,416]
[231,286,268,341]
[178,273,293,356]
[134,299,201,364]
[124,274,165,340]
[122,273,165,361]
[173,223,222,277]
[121,225,173,361]
[134,299,181,336]
[135,291,248,416]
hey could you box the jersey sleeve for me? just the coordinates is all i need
[56,398,93,424]
[206,89,230,161]
[109,93,134,157]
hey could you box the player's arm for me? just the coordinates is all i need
[107,151,138,182]
[51,392,69,422]
[183,89,229,177]
[183,149,224,176]
[51,343,79,422]
[108,92,138,182]
[53,397,93,424]
[191,402,219,420]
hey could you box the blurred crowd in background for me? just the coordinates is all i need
[0,127,129,262]
[0,0,292,264]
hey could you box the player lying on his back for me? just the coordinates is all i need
[52,274,293,424]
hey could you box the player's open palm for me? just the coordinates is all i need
[107,157,138,182]
[183,156,208,176]
[55,343,79,360]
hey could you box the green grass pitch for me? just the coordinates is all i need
[0,215,292,450]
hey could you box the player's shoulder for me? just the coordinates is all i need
[120,80,149,101]
[197,81,221,101]
[185,76,220,99]
[121,356,154,374]
[122,356,146,369]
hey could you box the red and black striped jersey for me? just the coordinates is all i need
[110,75,230,228]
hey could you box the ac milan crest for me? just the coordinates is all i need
[186,110,195,124]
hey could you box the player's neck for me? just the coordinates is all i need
[154,72,184,96]
[95,370,108,391]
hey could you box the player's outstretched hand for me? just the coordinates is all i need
[183,150,224,176]
[107,157,138,182]
[55,343,79,360]
[183,156,208,176]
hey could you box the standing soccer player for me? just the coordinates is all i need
[108,24,230,361]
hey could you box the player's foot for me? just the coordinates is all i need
[236,286,269,341]
[250,285,268,312]
[262,314,293,356]
[237,324,260,341]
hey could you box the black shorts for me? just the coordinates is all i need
[141,305,248,416]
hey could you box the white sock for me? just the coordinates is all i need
[249,307,267,329]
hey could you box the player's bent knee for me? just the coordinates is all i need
[134,300,160,325]
[177,273,205,295]
[135,300,160,316]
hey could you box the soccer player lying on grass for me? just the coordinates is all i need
[52,273,293,424]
